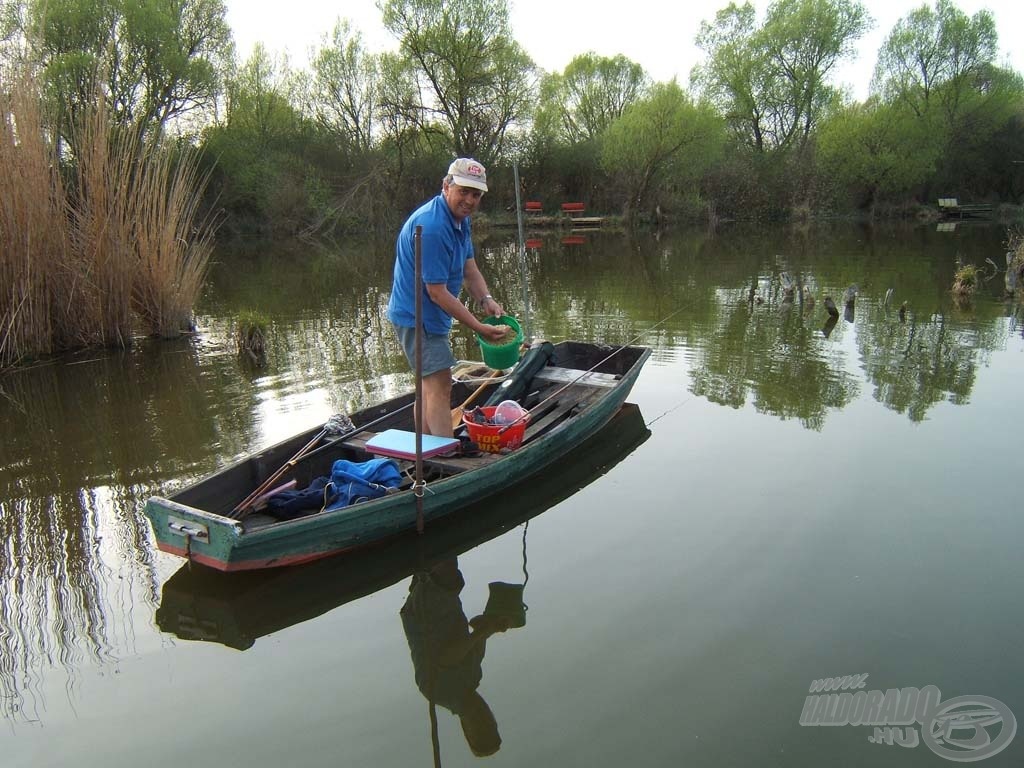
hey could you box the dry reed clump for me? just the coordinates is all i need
[1,74,216,370]
[951,264,978,298]
[129,138,217,338]
[70,106,138,347]
[0,74,69,365]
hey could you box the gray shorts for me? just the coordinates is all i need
[393,325,456,376]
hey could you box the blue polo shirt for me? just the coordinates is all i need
[387,194,475,335]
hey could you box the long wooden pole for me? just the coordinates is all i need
[429,702,441,767]
[414,225,425,534]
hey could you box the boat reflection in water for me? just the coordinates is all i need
[156,403,650,651]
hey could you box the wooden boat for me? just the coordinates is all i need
[156,402,651,649]
[144,341,651,572]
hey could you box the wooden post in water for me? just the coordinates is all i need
[414,225,425,534]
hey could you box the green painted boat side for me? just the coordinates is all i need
[144,342,651,571]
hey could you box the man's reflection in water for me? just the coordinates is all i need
[401,557,511,758]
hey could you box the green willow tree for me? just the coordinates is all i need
[871,0,1023,197]
[526,52,649,207]
[224,45,300,151]
[308,18,378,153]
[693,0,869,153]
[600,81,725,220]
[691,3,770,151]
[202,44,312,234]
[871,0,995,120]
[21,0,232,149]
[537,52,650,144]
[762,0,869,145]
[373,51,425,171]
[14,0,114,151]
[378,0,535,163]
[816,99,939,210]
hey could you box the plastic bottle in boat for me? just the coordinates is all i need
[493,400,526,425]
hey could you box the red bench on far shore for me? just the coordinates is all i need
[561,202,586,215]
[524,201,543,214]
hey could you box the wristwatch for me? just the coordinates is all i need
[479,294,493,306]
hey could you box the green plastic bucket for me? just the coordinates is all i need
[477,315,523,370]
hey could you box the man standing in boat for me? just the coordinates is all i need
[388,158,507,437]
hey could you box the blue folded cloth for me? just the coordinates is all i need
[263,458,402,520]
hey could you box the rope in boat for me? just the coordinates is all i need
[521,521,529,586]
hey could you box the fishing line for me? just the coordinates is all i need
[621,302,690,346]
[644,396,694,428]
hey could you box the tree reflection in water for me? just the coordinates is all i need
[0,342,229,723]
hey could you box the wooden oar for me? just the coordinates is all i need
[451,370,501,429]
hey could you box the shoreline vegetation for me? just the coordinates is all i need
[3,0,1024,369]
[1,75,217,371]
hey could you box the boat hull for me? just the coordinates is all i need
[144,342,650,571]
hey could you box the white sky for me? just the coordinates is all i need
[225,0,1024,101]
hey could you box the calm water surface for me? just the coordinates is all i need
[2,222,1023,767]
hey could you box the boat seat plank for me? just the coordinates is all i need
[533,367,620,388]
[522,383,605,442]
[522,398,579,444]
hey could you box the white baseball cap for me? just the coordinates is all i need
[447,158,488,192]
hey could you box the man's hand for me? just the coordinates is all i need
[470,614,512,636]
[478,323,512,343]
[480,296,504,317]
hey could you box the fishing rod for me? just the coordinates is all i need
[294,401,416,465]
[230,402,416,518]
[497,304,689,433]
